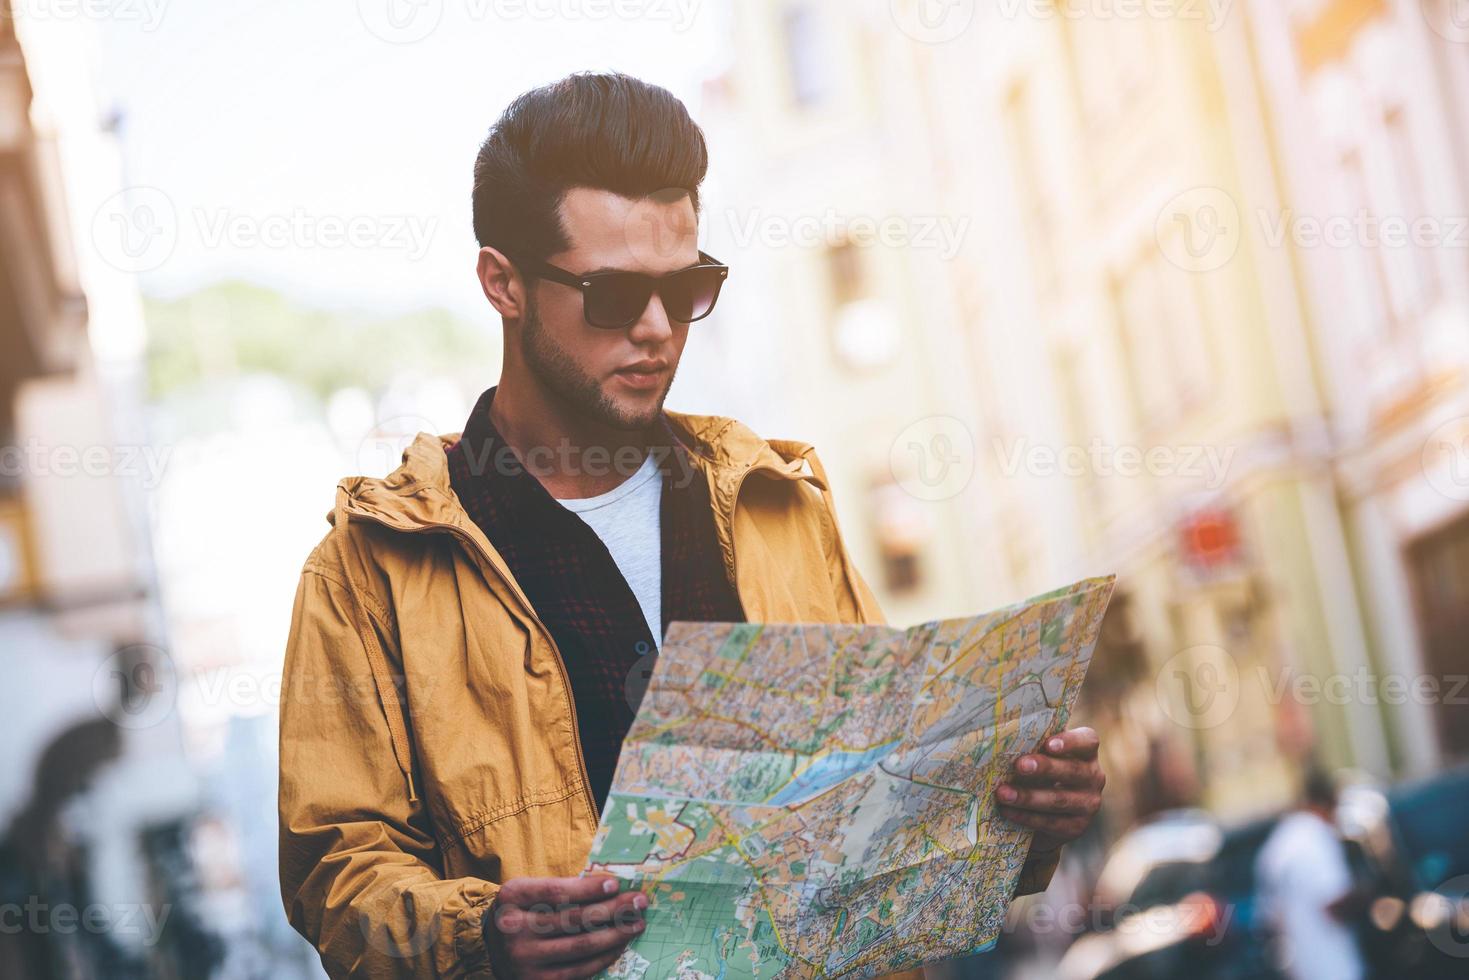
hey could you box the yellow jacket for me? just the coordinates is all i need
[278,411,1056,978]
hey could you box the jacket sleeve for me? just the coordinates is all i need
[805,448,1061,899]
[278,553,499,979]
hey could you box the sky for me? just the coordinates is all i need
[95,0,728,321]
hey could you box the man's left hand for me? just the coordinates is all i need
[995,727,1105,853]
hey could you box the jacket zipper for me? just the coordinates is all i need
[344,512,599,823]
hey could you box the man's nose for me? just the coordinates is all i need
[627,291,675,344]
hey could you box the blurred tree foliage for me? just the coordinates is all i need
[143,281,496,402]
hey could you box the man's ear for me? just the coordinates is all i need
[477,247,527,320]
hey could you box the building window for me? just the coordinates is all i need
[1059,9,1158,128]
[0,496,34,601]
[1054,344,1110,525]
[1381,106,1440,317]
[1335,147,1394,337]
[1112,247,1214,430]
[826,236,865,306]
[1408,511,1469,760]
[824,236,899,372]
[1331,100,1441,342]
[1003,79,1058,291]
[868,477,928,595]
[781,2,830,109]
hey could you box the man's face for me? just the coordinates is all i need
[519,187,700,431]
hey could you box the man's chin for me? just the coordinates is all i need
[605,403,665,432]
[600,385,669,431]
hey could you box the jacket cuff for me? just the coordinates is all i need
[453,886,500,979]
[1014,846,1061,897]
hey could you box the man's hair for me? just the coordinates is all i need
[1302,765,1337,810]
[472,72,709,260]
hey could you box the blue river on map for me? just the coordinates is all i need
[764,738,903,806]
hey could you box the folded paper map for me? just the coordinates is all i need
[587,574,1117,979]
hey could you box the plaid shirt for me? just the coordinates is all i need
[447,387,745,813]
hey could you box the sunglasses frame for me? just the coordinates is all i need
[514,251,730,330]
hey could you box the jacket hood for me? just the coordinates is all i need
[332,409,827,533]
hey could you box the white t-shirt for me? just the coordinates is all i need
[1253,810,1365,980]
[553,452,664,648]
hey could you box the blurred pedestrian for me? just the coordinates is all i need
[1254,767,1367,980]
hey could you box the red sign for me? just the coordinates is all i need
[1180,507,1242,577]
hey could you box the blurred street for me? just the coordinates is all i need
[1,0,1467,977]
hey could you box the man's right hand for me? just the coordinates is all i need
[484,874,647,980]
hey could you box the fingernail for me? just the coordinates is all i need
[603,879,618,895]
[1018,757,1037,773]
[1048,738,1064,752]
[997,785,1017,802]
[633,894,648,911]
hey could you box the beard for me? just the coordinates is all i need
[520,298,675,431]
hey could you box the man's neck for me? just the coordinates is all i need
[489,377,655,500]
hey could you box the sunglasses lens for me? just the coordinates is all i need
[584,275,655,329]
[579,265,727,328]
[660,267,726,323]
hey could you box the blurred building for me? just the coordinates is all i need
[0,5,211,977]
[905,0,1469,816]
[698,0,1007,629]
[902,1,1377,827]
[704,0,1467,831]
[1248,0,1469,774]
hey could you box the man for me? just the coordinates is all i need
[278,72,1106,980]
[1254,768,1367,980]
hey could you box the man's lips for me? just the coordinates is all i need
[613,362,668,390]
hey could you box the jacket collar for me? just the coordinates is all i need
[333,407,826,535]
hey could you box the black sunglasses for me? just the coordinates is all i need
[513,251,730,330]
